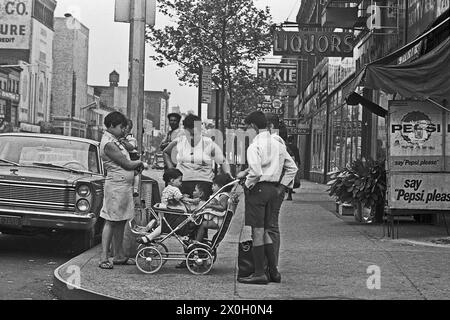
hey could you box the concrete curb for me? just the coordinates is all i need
[52,247,119,300]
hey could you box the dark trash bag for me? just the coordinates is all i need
[237,240,254,278]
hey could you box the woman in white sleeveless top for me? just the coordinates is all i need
[163,114,232,199]
[99,112,146,270]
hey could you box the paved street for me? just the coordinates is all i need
[54,180,450,300]
[0,233,78,300]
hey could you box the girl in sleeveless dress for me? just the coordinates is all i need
[195,174,234,243]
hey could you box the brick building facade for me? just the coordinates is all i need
[51,15,89,137]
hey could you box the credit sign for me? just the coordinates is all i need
[0,0,32,49]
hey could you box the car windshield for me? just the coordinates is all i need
[0,136,101,174]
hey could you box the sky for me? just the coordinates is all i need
[54,0,302,114]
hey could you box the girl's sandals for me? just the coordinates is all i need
[98,260,114,270]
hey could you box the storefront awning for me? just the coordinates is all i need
[344,16,450,116]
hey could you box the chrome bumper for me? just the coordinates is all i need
[0,207,97,231]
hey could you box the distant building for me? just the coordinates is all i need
[171,106,181,115]
[91,71,171,133]
[83,85,115,141]
[0,0,57,133]
[51,15,90,138]
[0,66,21,133]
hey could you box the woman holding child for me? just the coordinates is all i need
[98,112,147,270]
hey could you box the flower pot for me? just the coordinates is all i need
[354,202,374,223]
[339,203,354,216]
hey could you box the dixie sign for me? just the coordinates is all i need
[273,31,355,57]
[257,63,297,86]
[0,0,32,49]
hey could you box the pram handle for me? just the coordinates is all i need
[192,179,241,214]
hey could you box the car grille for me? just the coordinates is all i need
[0,182,76,211]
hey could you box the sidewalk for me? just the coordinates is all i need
[53,180,450,300]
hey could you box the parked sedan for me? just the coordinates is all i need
[0,133,105,252]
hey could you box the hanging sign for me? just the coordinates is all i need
[388,100,445,172]
[257,63,297,86]
[273,30,355,57]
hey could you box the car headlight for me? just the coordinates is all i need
[76,199,91,212]
[77,185,91,197]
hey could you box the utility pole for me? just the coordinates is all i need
[127,0,146,155]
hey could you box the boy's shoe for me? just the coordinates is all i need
[133,192,140,198]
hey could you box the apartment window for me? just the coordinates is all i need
[39,51,47,63]
[32,0,54,30]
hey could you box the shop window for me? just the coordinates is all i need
[311,109,327,173]
[374,90,390,161]
[329,107,343,172]
[352,105,362,160]
[10,106,17,126]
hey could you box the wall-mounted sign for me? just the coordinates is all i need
[388,100,445,172]
[159,98,167,134]
[0,89,20,102]
[283,118,310,135]
[389,173,450,210]
[20,122,40,133]
[257,63,297,87]
[201,66,212,104]
[257,95,287,116]
[0,0,32,49]
[273,31,355,57]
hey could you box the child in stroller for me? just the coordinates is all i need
[136,168,202,244]
[194,174,234,243]
[133,177,241,275]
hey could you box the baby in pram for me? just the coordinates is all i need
[136,172,234,245]
[136,168,204,245]
[194,174,234,243]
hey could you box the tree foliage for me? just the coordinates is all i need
[227,66,282,118]
[147,0,276,122]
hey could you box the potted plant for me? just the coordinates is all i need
[327,169,355,216]
[327,158,386,223]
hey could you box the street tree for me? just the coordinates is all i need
[147,0,273,130]
[227,66,283,126]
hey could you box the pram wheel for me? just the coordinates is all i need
[186,248,214,275]
[138,242,169,266]
[136,246,163,274]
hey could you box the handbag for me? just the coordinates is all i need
[293,170,301,189]
[237,240,254,278]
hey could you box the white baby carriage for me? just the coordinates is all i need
[130,179,242,275]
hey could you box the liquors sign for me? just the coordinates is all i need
[388,100,446,172]
[0,0,32,49]
[273,31,355,57]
